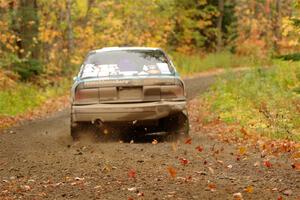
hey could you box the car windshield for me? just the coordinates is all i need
[81,49,174,78]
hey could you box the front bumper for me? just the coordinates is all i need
[71,101,187,123]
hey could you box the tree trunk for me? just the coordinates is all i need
[8,1,20,59]
[66,0,73,53]
[274,0,281,53]
[217,0,224,52]
[14,0,39,59]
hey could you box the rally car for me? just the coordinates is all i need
[70,47,189,139]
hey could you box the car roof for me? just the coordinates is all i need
[92,47,161,53]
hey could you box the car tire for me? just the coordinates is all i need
[70,120,83,140]
[162,112,189,138]
[177,116,189,137]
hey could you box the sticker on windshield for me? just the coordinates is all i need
[156,63,171,74]
[81,64,100,78]
[98,64,120,76]
[81,62,171,78]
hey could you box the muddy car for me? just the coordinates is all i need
[70,47,189,139]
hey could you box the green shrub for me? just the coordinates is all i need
[13,59,43,81]
[276,53,300,61]
[0,84,43,116]
[0,80,70,116]
[205,60,300,141]
[171,51,271,75]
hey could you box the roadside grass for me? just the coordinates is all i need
[172,51,270,75]
[0,80,71,116]
[204,60,300,141]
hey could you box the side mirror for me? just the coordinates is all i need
[73,76,77,81]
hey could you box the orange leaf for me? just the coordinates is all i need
[185,138,192,144]
[179,158,189,165]
[291,152,300,159]
[167,166,177,178]
[208,183,216,191]
[245,185,254,193]
[291,162,300,170]
[195,146,203,152]
[128,169,136,179]
[238,146,247,155]
[263,161,272,168]
[240,127,248,136]
[185,175,192,181]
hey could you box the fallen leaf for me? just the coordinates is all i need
[74,177,84,181]
[282,189,293,196]
[263,160,272,168]
[291,162,300,170]
[179,158,189,165]
[185,138,192,144]
[245,185,254,193]
[208,183,216,191]
[128,197,134,200]
[195,171,207,175]
[233,192,243,200]
[238,146,247,155]
[291,151,300,159]
[167,166,177,178]
[102,164,112,173]
[217,160,224,165]
[254,161,260,167]
[240,127,248,136]
[137,192,144,197]
[208,167,214,174]
[185,175,192,182]
[37,192,47,197]
[21,185,31,191]
[128,187,137,191]
[277,196,283,200]
[152,139,158,145]
[52,182,63,187]
[70,181,79,186]
[195,146,203,152]
[128,169,136,179]
[227,164,233,169]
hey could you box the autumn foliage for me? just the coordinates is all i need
[0,0,299,83]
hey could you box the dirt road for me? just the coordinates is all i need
[0,73,299,200]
